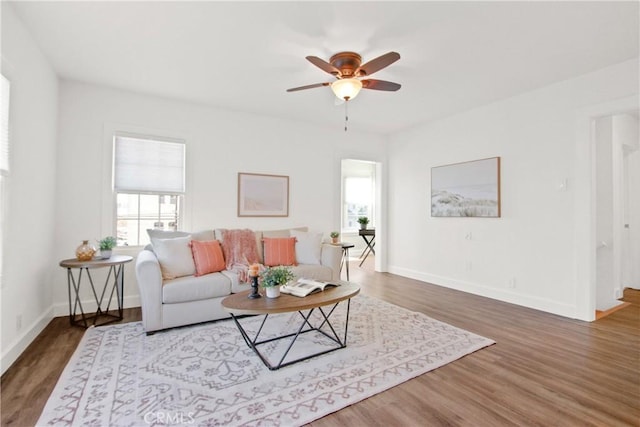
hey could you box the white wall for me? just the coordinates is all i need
[53,81,386,315]
[1,4,59,373]
[387,59,638,320]
[595,116,616,310]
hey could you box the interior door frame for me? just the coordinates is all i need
[574,95,638,321]
[337,157,387,273]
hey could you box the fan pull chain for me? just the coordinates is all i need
[344,100,349,132]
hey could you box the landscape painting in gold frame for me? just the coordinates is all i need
[431,157,501,217]
[238,173,289,217]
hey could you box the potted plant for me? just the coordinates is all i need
[98,236,117,259]
[357,216,369,230]
[330,231,340,244]
[260,266,294,298]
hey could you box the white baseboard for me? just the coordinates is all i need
[387,265,579,320]
[1,296,141,376]
[52,295,141,317]
[1,306,54,375]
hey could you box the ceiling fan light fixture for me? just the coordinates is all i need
[331,78,362,101]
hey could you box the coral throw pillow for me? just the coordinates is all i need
[189,240,226,277]
[263,237,297,267]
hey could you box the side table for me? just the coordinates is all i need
[340,243,355,280]
[358,228,375,267]
[59,255,133,328]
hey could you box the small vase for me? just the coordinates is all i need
[331,237,339,244]
[265,286,281,298]
[100,249,112,259]
[360,223,367,230]
[76,240,96,261]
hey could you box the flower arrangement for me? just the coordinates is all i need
[260,266,294,288]
[330,231,340,238]
[357,217,369,229]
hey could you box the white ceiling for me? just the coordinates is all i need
[7,1,639,134]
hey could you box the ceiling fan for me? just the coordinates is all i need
[286,51,401,101]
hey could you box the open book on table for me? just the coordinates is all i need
[280,278,340,297]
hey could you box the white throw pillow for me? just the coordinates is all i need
[152,235,196,280]
[290,230,322,265]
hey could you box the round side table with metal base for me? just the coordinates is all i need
[59,255,133,328]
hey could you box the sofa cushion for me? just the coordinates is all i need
[190,240,226,276]
[148,229,215,243]
[258,227,308,263]
[290,230,322,265]
[162,272,231,304]
[153,235,196,280]
[289,264,333,282]
[263,237,297,266]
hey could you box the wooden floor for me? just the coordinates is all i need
[2,263,639,426]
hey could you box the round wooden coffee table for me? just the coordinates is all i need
[222,282,360,370]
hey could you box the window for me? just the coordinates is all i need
[0,74,10,286]
[343,176,374,231]
[114,135,185,246]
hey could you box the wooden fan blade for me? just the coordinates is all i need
[306,56,341,76]
[286,82,331,92]
[356,52,400,77]
[361,79,401,91]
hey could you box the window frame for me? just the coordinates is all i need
[102,124,191,251]
[342,176,375,232]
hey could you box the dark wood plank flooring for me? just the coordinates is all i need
[2,263,639,426]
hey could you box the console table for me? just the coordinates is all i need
[358,228,375,266]
[59,255,133,328]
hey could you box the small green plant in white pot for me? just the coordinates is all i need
[357,216,369,230]
[260,266,294,298]
[98,236,117,259]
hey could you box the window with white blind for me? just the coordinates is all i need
[114,135,185,246]
[1,74,10,286]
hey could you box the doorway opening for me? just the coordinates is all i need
[594,112,639,319]
[340,159,378,273]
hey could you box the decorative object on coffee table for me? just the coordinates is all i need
[98,236,117,259]
[260,266,294,298]
[357,216,369,230]
[248,263,262,299]
[75,240,96,261]
[330,231,340,244]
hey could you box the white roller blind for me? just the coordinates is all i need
[114,135,185,193]
[1,74,9,175]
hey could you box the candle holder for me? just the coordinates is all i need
[248,275,262,299]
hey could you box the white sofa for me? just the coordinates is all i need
[135,227,342,333]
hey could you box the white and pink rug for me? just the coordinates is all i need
[38,295,494,426]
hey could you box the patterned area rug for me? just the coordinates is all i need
[38,295,494,426]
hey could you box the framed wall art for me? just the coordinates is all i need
[238,172,289,217]
[431,157,501,218]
